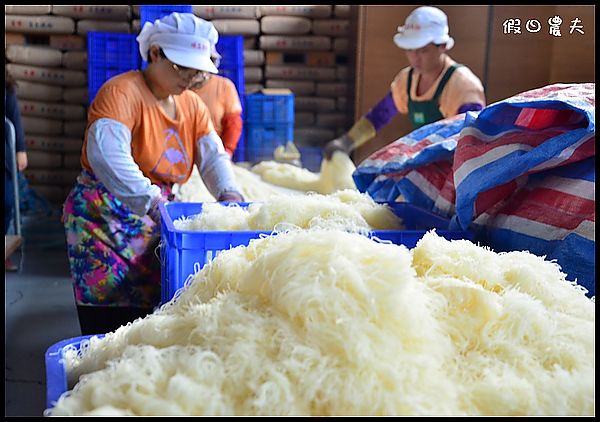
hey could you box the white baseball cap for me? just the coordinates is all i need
[393,6,454,51]
[136,12,219,74]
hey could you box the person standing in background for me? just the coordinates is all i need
[190,40,243,159]
[324,6,486,159]
[5,70,28,235]
[62,13,244,335]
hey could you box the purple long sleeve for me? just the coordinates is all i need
[365,92,399,132]
[457,102,484,114]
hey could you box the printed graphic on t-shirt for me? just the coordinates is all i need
[151,128,191,182]
[413,112,425,125]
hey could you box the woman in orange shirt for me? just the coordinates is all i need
[190,42,243,158]
[63,13,244,335]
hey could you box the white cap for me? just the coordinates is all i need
[393,6,454,51]
[136,12,219,74]
[203,22,221,62]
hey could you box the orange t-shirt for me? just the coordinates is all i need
[390,55,486,118]
[192,74,242,137]
[81,71,215,186]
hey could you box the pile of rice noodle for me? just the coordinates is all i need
[173,189,404,233]
[47,230,594,416]
[251,150,357,194]
[174,164,304,203]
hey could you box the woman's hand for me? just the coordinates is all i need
[16,152,28,172]
[323,135,354,160]
[147,195,167,226]
[217,191,244,203]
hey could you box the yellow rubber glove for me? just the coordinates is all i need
[347,117,377,148]
[323,117,376,160]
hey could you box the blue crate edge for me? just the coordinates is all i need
[45,334,106,410]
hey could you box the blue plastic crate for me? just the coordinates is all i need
[218,66,245,103]
[216,35,243,71]
[87,32,140,67]
[245,146,278,164]
[298,145,323,172]
[215,36,245,109]
[45,334,105,410]
[216,36,245,119]
[159,201,473,304]
[87,32,141,104]
[232,137,246,162]
[245,92,295,123]
[140,4,193,27]
[245,122,294,164]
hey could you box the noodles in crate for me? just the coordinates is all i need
[172,189,404,233]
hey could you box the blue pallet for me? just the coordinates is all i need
[45,334,105,410]
[245,92,295,123]
[159,201,473,304]
[298,145,324,172]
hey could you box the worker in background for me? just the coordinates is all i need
[5,67,28,272]
[62,13,244,335]
[5,71,28,236]
[190,39,243,159]
[324,6,485,159]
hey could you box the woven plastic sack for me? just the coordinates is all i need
[354,83,595,296]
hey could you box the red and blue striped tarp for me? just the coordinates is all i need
[354,83,595,296]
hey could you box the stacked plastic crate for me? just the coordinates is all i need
[86,32,140,104]
[244,89,295,165]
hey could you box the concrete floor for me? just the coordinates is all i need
[5,209,81,417]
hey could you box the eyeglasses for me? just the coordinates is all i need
[159,49,207,81]
[170,61,208,81]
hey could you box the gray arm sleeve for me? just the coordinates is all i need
[195,130,242,199]
[86,118,162,216]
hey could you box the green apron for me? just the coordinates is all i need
[407,63,463,129]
